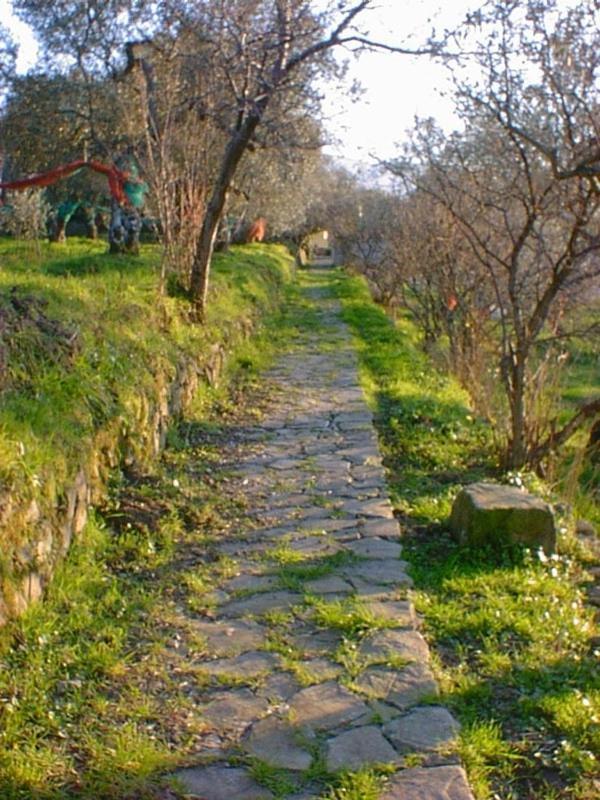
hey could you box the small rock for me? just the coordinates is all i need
[379,765,474,800]
[172,765,273,799]
[384,706,460,753]
[325,725,399,772]
[288,681,369,731]
[244,716,314,771]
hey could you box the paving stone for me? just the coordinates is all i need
[289,681,369,731]
[354,663,438,709]
[345,538,403,559]
[325,725,399,772]
[384,706,461,753]
[359,629,430,663]
[300,658,342,682]
[192,620,267,657]
[244,716,314,770]
[221,573,279,593]
[344,560,413,587]
[358,518,401,539]
[379,765,475,800]
[220,590,303,617]
[200,689,270,735]
[304,575,354,594]
[257,672,302,702]
[205,651,281,679]
[291,627,344,657]
[173,765,273,799]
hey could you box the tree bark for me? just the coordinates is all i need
[189,112,262,320]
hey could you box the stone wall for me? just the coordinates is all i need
[0,327,249,626]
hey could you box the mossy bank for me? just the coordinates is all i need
[0,239,294,624]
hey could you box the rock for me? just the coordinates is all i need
[200,689,270,735]
[204,651,281,679]
[173,766,273,799]
[288,681,369,731]
[345,538,403,559]
[192,619,267,657]
[384,706,460,752]
[379,765,474,800]
[343,560,413,587]
[220,590,303,618]
[244,716,314,770]
[305,576,354,595]
[354,663,438,709]
[359,629,430,664]
[325,725,399,772]
[450,482,556,554]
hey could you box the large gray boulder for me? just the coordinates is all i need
[450,482,556,554]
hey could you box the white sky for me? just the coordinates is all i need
[1,0,481,172]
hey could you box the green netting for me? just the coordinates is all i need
[124,180,148,209]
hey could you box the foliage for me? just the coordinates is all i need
[0,189,51,240]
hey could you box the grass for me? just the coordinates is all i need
[331,269,599,800]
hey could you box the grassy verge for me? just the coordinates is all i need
[331,270,599,800]
[0,238,294,604]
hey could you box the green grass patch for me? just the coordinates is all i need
[328,269,600,800]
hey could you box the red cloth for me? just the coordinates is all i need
[0,159,130,205]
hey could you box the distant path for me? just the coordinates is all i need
[173,273,474,799]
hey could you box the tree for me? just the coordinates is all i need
[388,0,600,470]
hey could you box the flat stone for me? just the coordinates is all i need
[450,482,556,554]
[299,658,342,682]
[325,725,399,772]
[362,600,415,627]
[358,518,402,539]
[384,706,461,753]
[379,766,474,800]
[173,766,273,799]
[291,628,344,657]
[289,681,369,731]
[205,651,281,679]
[354,664,438,709]
[192,620,267,657]
[257,672,302,702]
[344,561,413,586]
[343,498,393,518]
[200,689,270,735]
[222,574,279,593]
[360,629,430,663]
[305,576,354,594]
[345,538,403,559]
[220,590,303,617]
[244,716,314,771]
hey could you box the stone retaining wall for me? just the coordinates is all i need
[0,321,252,626]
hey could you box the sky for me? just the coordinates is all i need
[0,0,480,173]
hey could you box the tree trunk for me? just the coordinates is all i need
[189,112,262,321]
[507,352,528,469]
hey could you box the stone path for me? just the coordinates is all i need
[172,281,474,799]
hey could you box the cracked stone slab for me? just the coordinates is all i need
[204,651,281,679]
[384,706,461,753]
[173,766,273,799]
[291,628,344,658]
[359,629,430,663]
[354,663,438,709]
[220,590,303,618]
[200,689,270,735]
[192,620,267,657]
[379,766,475,800]
[345,538,403,559]
[244,716,314,771]
[289,681,369,731]
[325,725,399,772]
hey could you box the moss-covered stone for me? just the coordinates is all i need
[450,482,556,554]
